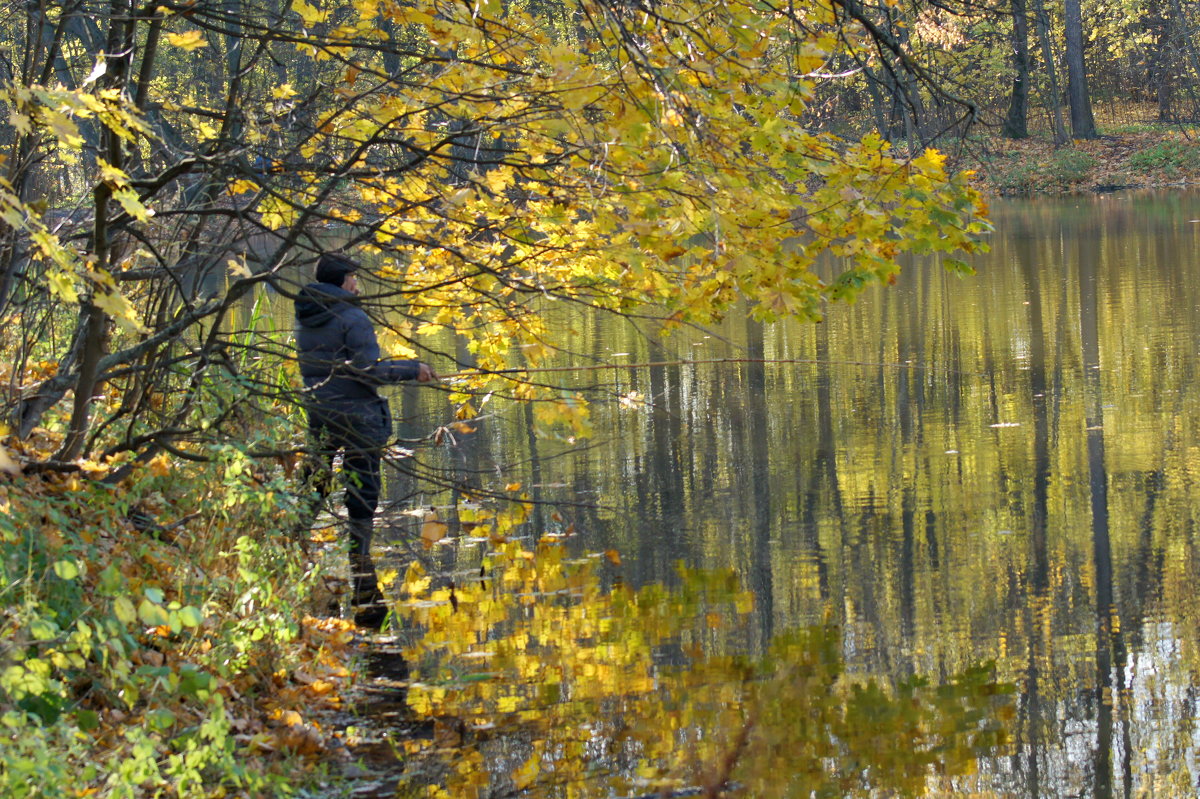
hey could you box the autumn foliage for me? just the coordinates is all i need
[0,0,997,794]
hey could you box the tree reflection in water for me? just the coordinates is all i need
[392,540,1013,798]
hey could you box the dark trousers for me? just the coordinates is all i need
[300,396,392,555]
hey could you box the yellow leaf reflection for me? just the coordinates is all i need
[395,542,1013,797]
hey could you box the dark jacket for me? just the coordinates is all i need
[294,282,421,403]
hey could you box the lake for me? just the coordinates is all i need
[371,190,1200,798]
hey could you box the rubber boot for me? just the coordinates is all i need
[347,518,387,629]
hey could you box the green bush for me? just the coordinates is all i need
[1126,140,1200,175]
[0,444,327,798]
[1041,148,1098,186]
[994,162,1042,194]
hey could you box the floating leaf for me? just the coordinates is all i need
[422,517,449,548]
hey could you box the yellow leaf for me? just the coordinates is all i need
[272,83,299,100]
[42,109,83,148]
[512,751,540,790]
[913,147,947,174]
[403,561,431,595]
[422,515,448,548]
[113,187,153,222]
[9,111,31,136]
[92,288,147,333]
[98,159,128,188]
[166,30,208,51]
[604,549,621,566]
[46,269,78,303]
[291,0,327,25]
[228,179,258,195]
[148,453,171,477]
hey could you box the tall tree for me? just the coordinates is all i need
[1032,0,1069,145]
[1063,0,1098,137]
[1002,0,1031,138]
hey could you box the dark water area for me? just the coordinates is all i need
[365,190,1200,797]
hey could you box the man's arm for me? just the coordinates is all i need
[344,309,437,384]
[375,359,438,383]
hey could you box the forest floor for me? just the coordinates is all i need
[958,126,1200,196]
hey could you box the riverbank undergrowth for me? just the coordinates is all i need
[963,126,1200,195]
[0,433,365,797]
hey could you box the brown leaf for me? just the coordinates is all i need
[422,512,448,548]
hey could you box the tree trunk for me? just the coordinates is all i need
[1167,0,1200,122]
[1003,0,1031,138]
[1063,0,1098,138]
[1032,0,1069,145]
[57,0,134,461]
[1143,0,1173,120]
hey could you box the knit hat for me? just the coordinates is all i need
[315,253,359,285]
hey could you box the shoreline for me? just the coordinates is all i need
[956,129,1200,197]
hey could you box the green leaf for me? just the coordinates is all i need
[177,606,204,628]
[138,599,170,628]
[52,560,80,580]
[29,619,59,641]
[113,596,137,625]
[144,707,176,731]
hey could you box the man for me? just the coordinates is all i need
[294,253,437,628]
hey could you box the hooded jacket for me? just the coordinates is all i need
[294,282,421,402]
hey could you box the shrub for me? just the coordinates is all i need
[1041,148,1098,187]
[1126,140,1200,176]
[994,162,1043,194]
[0,444,340,798]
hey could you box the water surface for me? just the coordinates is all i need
[379,190,1200,797]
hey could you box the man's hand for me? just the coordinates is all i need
[417,363,438,383]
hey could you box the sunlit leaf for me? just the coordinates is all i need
[52,560,80,580]
[166,30,207,51]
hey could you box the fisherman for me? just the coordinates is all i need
[294,253,437,628]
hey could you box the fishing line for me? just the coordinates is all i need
[438,356,987,380]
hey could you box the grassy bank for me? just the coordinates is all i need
[962,125,1200,196]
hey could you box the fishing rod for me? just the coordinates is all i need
[438,356,985,380]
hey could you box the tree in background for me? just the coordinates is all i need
[1002,0,1031,138]
[1063,0,1098,137]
